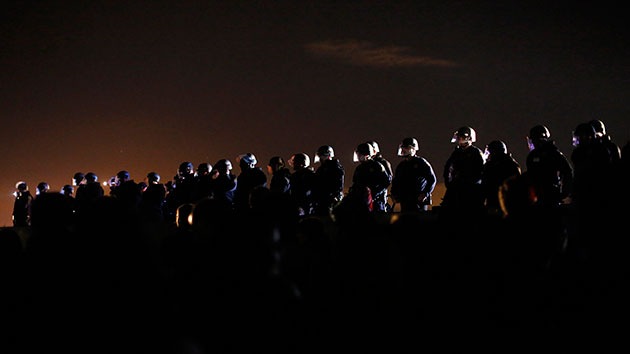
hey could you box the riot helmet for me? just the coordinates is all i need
[73,172,85,186]
[147,172,161,183]
[572,122,596,147]
[528,125,551,142]
[197,163,212,175]
[61,185,74,196]
[397,137,419,156]
[451,126,477,143]
[36,182,49,195]
[486,140,508,155]
[178,161,194,177]
[353,142,375,162]
[85,172,98,183]
[288,153,310,168]
[117,170,130,181]
[15,181,28,191]
[314,145,335,163]
[214,159,233,173]
[589,119,606,137]
[237,153,257,169]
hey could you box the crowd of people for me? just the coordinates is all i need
[2,121,629,353]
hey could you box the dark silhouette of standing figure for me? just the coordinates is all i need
[312,145,345,217]
[441,126,485,215]
[234,153,268,213]
[481,140,521,215]
[391,137,437,213]
[12,181,33,227]
[525,124,573,208]
[350,142,391,213]
[267,156,291,195]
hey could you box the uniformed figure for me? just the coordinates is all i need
[391,137,437,213]
[12,181,33,227]
[313,145,345,216]
[351,142,391,212]
[481,140,521,215]
[288,152,317,216]
[441,126,485,214]
[525,124,573,208]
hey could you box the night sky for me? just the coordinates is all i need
[1,1,628,226]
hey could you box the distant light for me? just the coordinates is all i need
[102,181,108,186]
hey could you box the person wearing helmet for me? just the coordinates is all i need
[12,181,33,227]
[570,122,616,207]
[441,126,486,215]
[367,140,394,210]
[234,153,268,213]
[267,156,291,195]
[73,172,85,187]
[313,145,345,216]
[210,158,237,210]
[110,170,142,213]
[36,182,50,196]
[194,162,214,201]
[525,124,573,208]
[74,172,105,215]
[288,152,317,216]
[391,137,437,213]
[140,171,168,223]
[481,140,521,215]
[589,119,621,163]
[170,161,198,208]
[350,142,391,213]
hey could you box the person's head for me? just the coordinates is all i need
[367,140,381,154]
[527,124,551,151]
[484,140,508,160]
[15,181,28,192]
[237,153,257,170]
[61,184,74,196]
[197,163,212,176]
[397,137,419,157]
[116,170,130,182]
[572,122,597,147]
[213,159,233,175]
[589,119,607,138]
[451,126,476,148]
[147,172,161,184]
[353,142,375,162]
[288,153,310,170]
[314,145,335,163]
[267,156,285,174]
[178,162,194,178]
[85,172,98,183]
[73,172,85,186]
[36,182,49,195]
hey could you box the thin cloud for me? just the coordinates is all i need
[305,39,458,68]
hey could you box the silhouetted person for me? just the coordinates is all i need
[139,171,167,223]
[210,158,237,210]
[481,140,521,215]
[12,181,33,227]
[391,137,437,213]
[36,182,50,197]
[441,126,485,216]
[267,156,291,195]
[525,124,573,208]
[312,145,345,217]
[234,153,268,213]
[350,142,391,213]
[194,162,214,202]
[288,152,317,217]
[367,140,393,210]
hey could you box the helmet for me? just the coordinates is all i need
[268,156,285,170]
[288,153,310,168]
[178,162,194,176]
[572,122,596,147]
[61,184,74,195]
[367,140,381,154]
[314,145,334,163]
[147,172,161,183]
[486,140,507,155]
[237,153,257,169]
[214,159,233,173]
[36,182,49,195]
[15,181,28,191]
[116,170,130,181]
[353,142,375,162]
[73,172,85,185]
[589,119,606,137]
[397,137,419,156]
[528,125,551,142]
[197,163,212,174]
[451,126,477,143]
[85,172,98,183]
